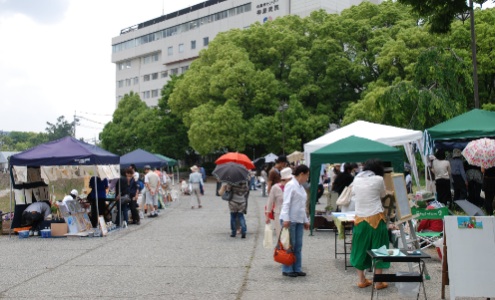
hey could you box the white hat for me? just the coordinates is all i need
[190,165,199,172]
[280,167,293,180]
[70,189,78,197]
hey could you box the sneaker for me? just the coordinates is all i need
[139,211,144,219]
[33,231,39,236]
[295,272,306,276]
[29,231,34,236]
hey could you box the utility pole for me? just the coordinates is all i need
[469,0,480,108]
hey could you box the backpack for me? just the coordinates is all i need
[137,179,144,192]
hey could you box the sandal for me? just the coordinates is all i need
[357,279,372,288]
[375,282,388,290]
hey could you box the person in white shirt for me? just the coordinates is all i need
[265,167,292,239]
[431,150,452,206]
[279,164,310,278]
[350,159,392,290]
[189,165,204,209]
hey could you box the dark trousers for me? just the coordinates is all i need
[22,211,43,231]
[452,175,467,200]
[216,182,221,196]
[116,200,140,225]
[90,198,107,228]
[467,181,483,207]
[436,179,452,206]
[483,178,495,216]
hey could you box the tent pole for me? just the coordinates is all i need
[8,164,12,238]
[94,167,99,230]
[118,166,121,227]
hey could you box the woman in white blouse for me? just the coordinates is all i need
[350,159,392,290]
[279,165,310,278]
[266,167,293,239]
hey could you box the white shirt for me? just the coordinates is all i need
[432,159,451,180]
[352,171,386,218]
[279,177,309,224]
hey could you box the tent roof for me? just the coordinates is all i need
[304,120,422,165]
[9,136,119,166]
[310,135,403,170]
[120,149,167,169]
[426,109,495,141]
[154,154,177,167]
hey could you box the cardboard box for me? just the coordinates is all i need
[51,223,68,236]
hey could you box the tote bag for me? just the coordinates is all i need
[336,185,352,207]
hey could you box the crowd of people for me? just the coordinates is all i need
[429,148,494,215]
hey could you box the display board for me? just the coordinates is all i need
[445,216,495,299]
[392,173,411,221]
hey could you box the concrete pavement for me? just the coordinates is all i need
[0,182,457,299]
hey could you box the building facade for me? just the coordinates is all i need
[111,0,380,107]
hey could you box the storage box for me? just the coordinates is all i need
[51,223,68,236]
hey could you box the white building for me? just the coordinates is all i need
[111,0,381,107]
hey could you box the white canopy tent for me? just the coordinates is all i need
[304,121,424,187]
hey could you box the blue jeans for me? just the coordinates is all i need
[230,212,246,236]
[281,222,304,273]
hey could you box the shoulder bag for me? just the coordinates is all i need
[336,185,352,207]
[221,189,233,201]
[273,228,296,266]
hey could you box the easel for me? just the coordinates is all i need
[387,173,430,279]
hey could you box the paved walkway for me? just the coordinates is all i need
[0,182,461,299]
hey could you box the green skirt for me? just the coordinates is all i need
[350,220,390,270]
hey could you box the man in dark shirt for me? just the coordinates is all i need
[332,163,355,195]
[267,155,288,194]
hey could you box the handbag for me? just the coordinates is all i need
[221,190,233,201]
[263,224,273,249]
[121,195,131,205]
[336,185,353,206]
[265,204,275,220]
[273,228,296,266]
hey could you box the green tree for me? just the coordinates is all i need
[45,115,77,141]
[99,92,149,155]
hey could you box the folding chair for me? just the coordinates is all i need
[412,206,449,250]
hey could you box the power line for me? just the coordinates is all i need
[76,115,108,125]
[77,110,113,117]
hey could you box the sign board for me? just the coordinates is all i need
[445,216,495,299]
[392,173,411,221]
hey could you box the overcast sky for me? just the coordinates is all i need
[0,0,202,142]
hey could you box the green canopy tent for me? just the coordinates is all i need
[309,136,404,234]
[424,109,495,154]
[154,154,177,167]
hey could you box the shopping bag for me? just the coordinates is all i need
[273,228,295,266]
[280,227,291,250]
[336,185,353,206]
[263,224,273,249]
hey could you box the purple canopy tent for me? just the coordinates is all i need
[9,136,120,235]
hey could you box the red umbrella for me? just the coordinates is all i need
[215,152,255,170]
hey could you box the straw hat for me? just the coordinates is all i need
[280,167,293,180]
[190,165,199,172]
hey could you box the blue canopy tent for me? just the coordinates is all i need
[9,136,120,232]
[120,149,168,169]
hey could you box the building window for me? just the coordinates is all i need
[168,46,173,56]
[118,60,131,70]
[125,79,131,86]
[151,73,158,80]
[152,89,159,97]
[203,37,209,46]
[179,43,184,53]
[181,66,189,73]
[191,40,196,50]
[142,91,150,99]
[117,80,124,88]
[143,74,150,82]
[133,77,139,85]
[161,71,168,78]
[142,53,160,64]
[170,68,178,75]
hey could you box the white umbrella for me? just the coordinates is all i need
[264,153,278,163]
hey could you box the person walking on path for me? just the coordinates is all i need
[350,159,392,290]
[189,165,204,209]
[265,167,292,239]
[144,165,159,218]
[279,164,310,278]
[219,181,249,238]
[267,155,288,194]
